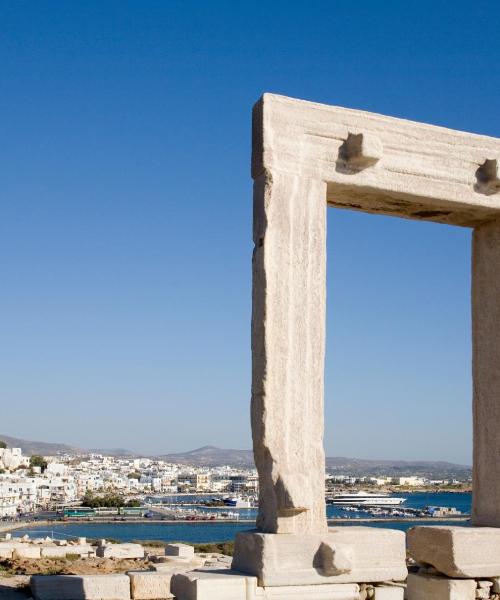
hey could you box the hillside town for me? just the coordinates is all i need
[0,443,470,519]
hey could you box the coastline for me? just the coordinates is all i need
[0,513,470,535]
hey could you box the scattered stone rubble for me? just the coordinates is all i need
[0,534,94,560]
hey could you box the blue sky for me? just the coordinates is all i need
[1,1,498,464]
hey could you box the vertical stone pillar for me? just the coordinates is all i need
[472,219,500,526]
[251,169,328,534]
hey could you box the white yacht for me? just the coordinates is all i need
[328,491,406,506]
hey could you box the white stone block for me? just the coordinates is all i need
[232,527,407,586]
[261,583,360,599]
[407,573,476,600]
[164,543,194,559]
[128,571,173,599]
[41,546,70,558]
[170,570,255,600]
[408,526,500,578]
[97,543,144,559]
[171,570,360,600]
[0,547,13,559]
[31,574,131,600]
[373,586,404,600]
[66,544,95,557]
[14,546,41,559]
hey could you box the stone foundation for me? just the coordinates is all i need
[232,527,407,586]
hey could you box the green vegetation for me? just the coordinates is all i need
[81,491,141,508]
[193,542,234,556]
[30,455,48,472]
[132,540,234,556]
[0,440,6,449]
[127,472,141,480]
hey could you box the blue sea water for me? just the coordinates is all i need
[12,492,471,543]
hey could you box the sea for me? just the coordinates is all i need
[11,492,472,544]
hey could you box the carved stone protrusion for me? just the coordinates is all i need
[317,541,354,576]
[475,158,500,195]
[339,132,383,169]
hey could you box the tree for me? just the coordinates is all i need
[81,491,126,508]
[0,441,6,449]
[125,499,141,507]
[127,472,141,480]
[30,455,48,473]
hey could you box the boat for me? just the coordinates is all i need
[222,496,255,508]
[328,491,406,506]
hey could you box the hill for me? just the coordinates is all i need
[159,446,471,478]
[0,434,82,456]
[0,435,472,478]
[159,445,254,467]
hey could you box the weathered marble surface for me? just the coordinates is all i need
[408,526,500,578]
[252,171,327,534]
[232,527,407,586]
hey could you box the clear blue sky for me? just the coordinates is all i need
[1,1,498,465]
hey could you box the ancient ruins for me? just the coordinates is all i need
[173,94,500,599]
[10,95,500,599]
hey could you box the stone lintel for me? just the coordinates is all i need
[232,527,407,587]
[252,93,500,227]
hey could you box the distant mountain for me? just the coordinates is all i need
[159,445,254,468]
[0,435,471,478]
[325,456,471,478]
[159,446,471,478]
[0,434,82,456]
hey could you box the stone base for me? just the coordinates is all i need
[170,570,360,600]
[408,526,500,578]
[231,527,407,586]
[407,573,476,600]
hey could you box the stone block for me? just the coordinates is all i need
[261,583,360,599]
[0,547,13,559]
[406,573,476,600]
[67,544,95,557]
[373,586,404,600]
[97,543,144,559]
[170,570,255,600]
[164,544,194,559]
[128,571,173,599]
[408,526,500,578]
[14,545,41,559]
[171,569,360,600]
[492,578,500,593]
[232,527,407,586]
[31,574,131,600]
[41,546,70,558]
